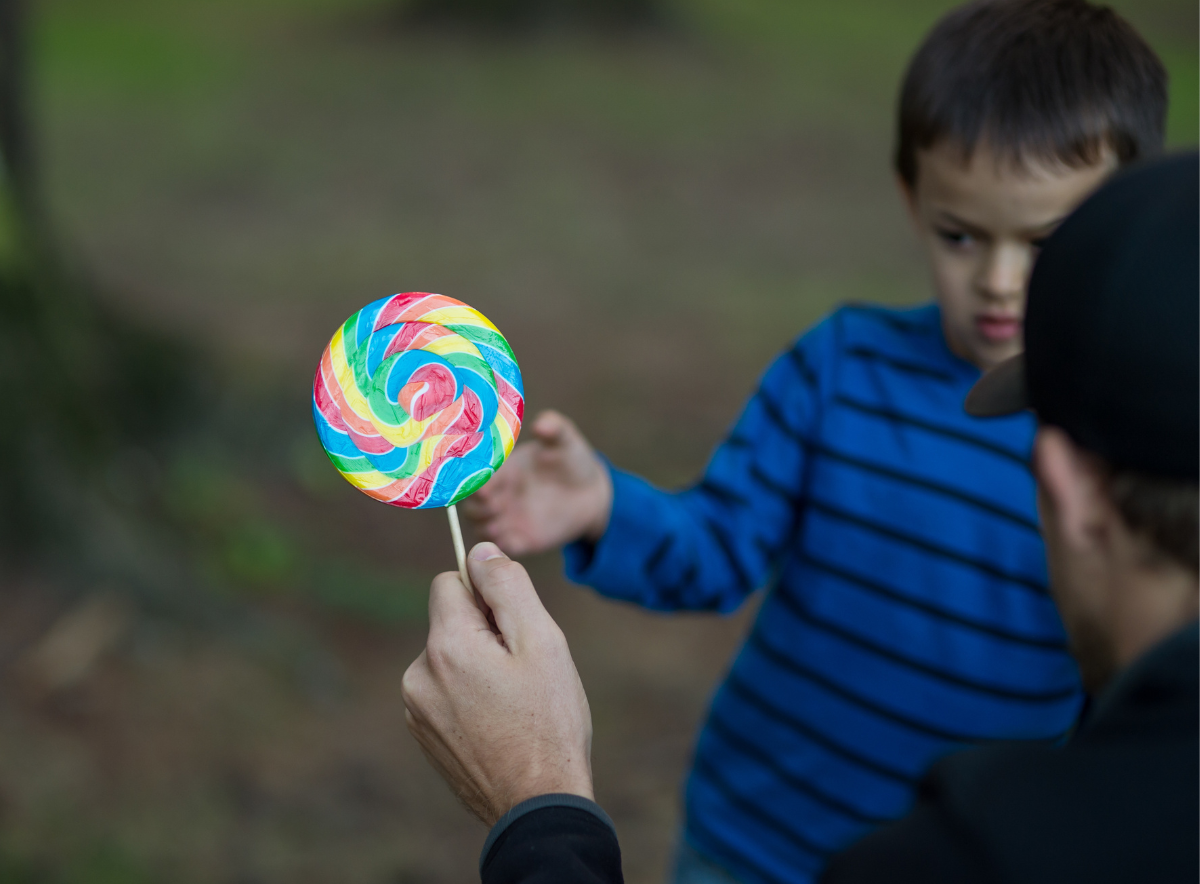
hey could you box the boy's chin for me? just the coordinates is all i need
[968,337,1023,373]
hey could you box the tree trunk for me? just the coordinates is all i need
[0,0,197,563]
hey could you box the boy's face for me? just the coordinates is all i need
[903,141,1116,371]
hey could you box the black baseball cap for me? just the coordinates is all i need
[966,152,1199,480]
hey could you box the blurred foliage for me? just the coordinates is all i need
[0,839,151,884]
[397,0,663,29]
[164,449,428,622]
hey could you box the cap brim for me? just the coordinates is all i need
[964,354,1028,417]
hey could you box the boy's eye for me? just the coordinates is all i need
[936,228,973,247]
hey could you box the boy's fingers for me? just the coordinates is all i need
[532,410,570,445]
[469,463,513,505]
[459,494,492,519]
[466,543,550,646]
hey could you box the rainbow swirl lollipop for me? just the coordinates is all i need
[312,292,524,511]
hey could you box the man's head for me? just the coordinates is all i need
[967,154,1199,692]
[896,0,1167,371]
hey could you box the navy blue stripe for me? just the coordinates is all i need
[750,462,799,503]
[705,714,888,824]
[645,536,673,575]
[811,443,1039,534]
[773,582,1077,702]
[788,345,819,387]
[723,673,917,785]
[749,630,989,743]
[754,531,789,564]
[757,388,806,443]
[725,432,753,450]
[658,560,698,608]
[645,537,698,608]
[692,754,833,858]
[834,394,1029,466]
[808,498,1048,594]
[704,516,754,591]
[687,814,794,884]
[797,551,1067,650]
[843,304,930,336]
[845,345,955,382]
[700,477,750,508]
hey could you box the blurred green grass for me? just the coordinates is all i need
[33,0,1196,138]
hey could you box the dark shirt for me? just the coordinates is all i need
[481,622,1199,884]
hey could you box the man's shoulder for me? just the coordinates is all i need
[828,727,1197,884]
[921,724,1198,884]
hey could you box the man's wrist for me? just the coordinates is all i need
[480,793,615,875]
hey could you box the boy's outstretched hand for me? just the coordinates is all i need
[461,410,613,556]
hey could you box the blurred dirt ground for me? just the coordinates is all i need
[0,0,1195,881]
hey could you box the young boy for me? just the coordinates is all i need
[463,2,1168,882]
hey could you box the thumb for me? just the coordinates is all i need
[466,542,551,650]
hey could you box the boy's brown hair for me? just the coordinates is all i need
[896,0,1167,186]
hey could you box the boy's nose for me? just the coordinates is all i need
[978,242,1030,302]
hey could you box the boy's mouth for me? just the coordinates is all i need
[976,314,1022,343]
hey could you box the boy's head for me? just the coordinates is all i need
[895,0,1167,371]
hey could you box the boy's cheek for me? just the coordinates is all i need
[927,253,978,312]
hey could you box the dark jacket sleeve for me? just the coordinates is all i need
[481,803,623,884]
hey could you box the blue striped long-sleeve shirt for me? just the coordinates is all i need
[563,303,1082,884]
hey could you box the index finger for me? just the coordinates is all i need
[427,570,491,640]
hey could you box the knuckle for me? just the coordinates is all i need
[424,637,457,676]
[484,558,531,593]
[400,662,424,707]
[493,558,529,583]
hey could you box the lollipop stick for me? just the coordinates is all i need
[447,504,472,591]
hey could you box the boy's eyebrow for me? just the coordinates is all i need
[933,211,991,238]
[934,210,1070,238]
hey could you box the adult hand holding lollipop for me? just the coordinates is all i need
[312,292,524,588]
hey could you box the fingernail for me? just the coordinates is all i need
[470,542,504,561]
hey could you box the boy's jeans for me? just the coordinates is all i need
[670,838,745,884]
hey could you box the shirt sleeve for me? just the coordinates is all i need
[562,316,834,612]
[481,799,623,884]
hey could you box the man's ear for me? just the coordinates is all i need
[1033,427,1111,552]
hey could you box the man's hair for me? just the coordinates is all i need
[1106,469,1199,574]
[895,0,1168,187]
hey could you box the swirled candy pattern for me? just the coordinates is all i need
[312,293,524,509]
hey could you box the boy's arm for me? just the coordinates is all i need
[563,331,825,612]
[465,320,830,613]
